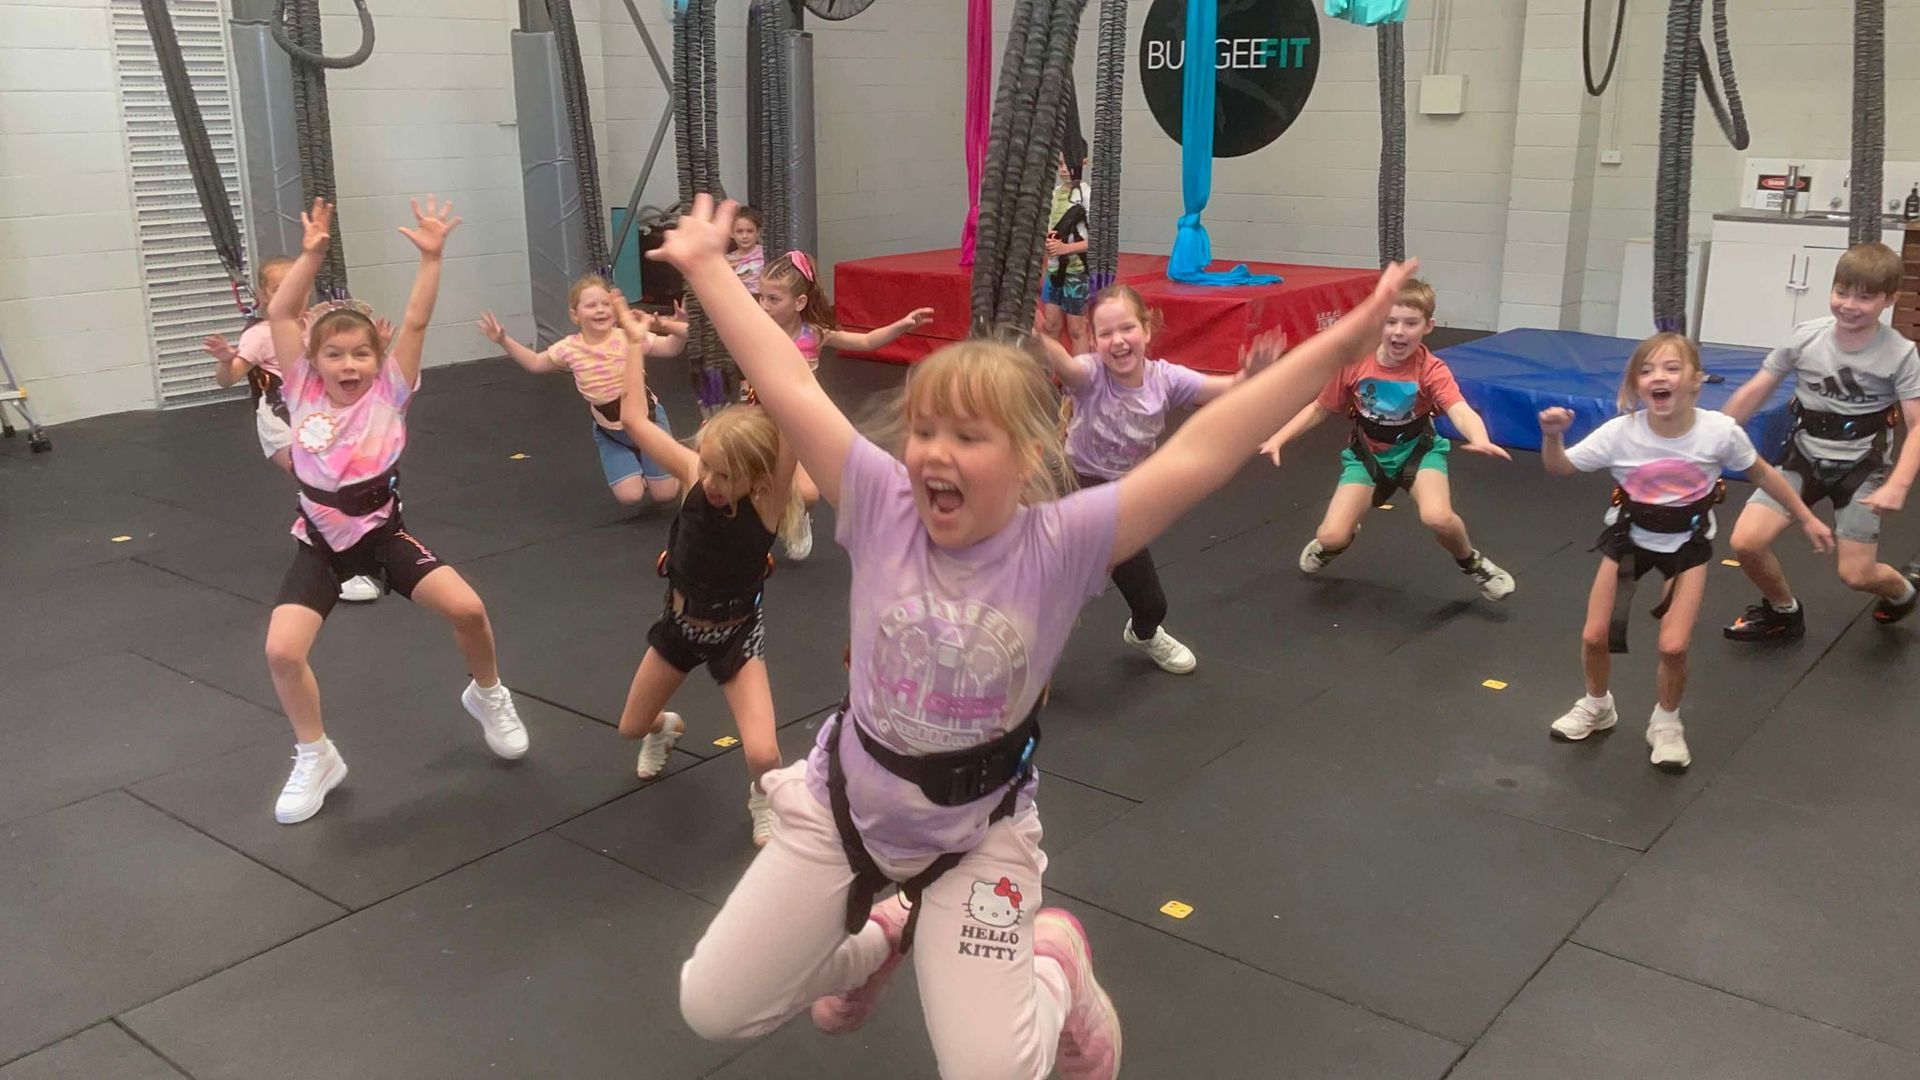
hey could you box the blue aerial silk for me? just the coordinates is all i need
[1167,0,1282,286]
[1324,0,1408,26]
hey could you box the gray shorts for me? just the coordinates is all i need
[1747,462,1890,544]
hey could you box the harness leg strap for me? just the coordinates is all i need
[1608,553,1637,655]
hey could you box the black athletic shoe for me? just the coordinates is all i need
[1724,600,1806,641]
[1873,575,1920,625]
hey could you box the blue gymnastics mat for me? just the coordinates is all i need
[1435,328,1793,462]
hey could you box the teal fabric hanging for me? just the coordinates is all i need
[1167,0,1281,286]
[1325,0,1407,27]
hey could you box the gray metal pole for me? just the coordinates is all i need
[785,30,818,260]
[511,30,591,346]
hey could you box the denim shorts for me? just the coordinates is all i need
[591,399,674,485]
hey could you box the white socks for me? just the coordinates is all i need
[1582,692,1614,712]
[1768,597,1800,614]
[1650,704,1682,729]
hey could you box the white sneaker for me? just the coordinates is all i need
[1550,695,1617,741]
[275,740,348,824]
[1461,551,1515,601]
[1123,620,1196,674]
[337,575,380,603]
[1300,537,1345,574]
[461,679,529,759]
[785,512,814,561]
[635,712,685,779]
[748,780,773,847]
[1647,720,1691,772]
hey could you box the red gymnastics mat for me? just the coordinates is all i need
[834,248,1381,374]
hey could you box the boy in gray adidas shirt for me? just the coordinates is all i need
[1720,242,1920,638]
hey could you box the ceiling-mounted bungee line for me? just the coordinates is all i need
[543,0,610,273]
[1374,19,1407,266]
[671,0,733,411]
[1085,0,1127,291]
[970,0,1091,337]
[1848,0,1884,247]
[270,0,376,299]
[138,0,252,310]
[751,0,796,260]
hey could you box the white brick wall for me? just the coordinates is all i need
[1577,0,1920,333]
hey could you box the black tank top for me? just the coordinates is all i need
[667,480,776,611]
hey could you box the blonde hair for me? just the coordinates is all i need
[1617,332,1701,413]
[870,339,1072,505]
[1395,278,1437,320]
[1834,242,1902,296]
[568,272,614,311]
[696,405,806,546]
[257,256,295,301]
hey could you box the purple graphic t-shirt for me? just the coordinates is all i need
[805,436,1119,861]
[1063,358,1208,480]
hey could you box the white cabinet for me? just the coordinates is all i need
[1697,218,1903,347]
[1617,238,1709,340]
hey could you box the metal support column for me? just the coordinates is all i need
[784,29,818,259]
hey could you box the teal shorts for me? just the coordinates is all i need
[1338,435,1450,488]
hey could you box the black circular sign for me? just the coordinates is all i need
[1139,0,1321,158]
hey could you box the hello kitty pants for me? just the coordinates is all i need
[680,758,1071,1079]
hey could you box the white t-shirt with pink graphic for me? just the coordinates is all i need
[805,436,1119,861]
[1063,358,1207,480]
[1564,408,1757,553]
[285,353,416,551]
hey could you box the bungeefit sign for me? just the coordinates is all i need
[1139,0,1320,158]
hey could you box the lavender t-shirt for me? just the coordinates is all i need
[805,436,1119,861]
[1064,358,1208,480]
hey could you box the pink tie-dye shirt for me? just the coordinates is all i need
[285,353,415,550]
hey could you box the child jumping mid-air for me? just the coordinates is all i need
[1260,278,1516,601]
[478,274,689,509]
[660,193,1420,1079]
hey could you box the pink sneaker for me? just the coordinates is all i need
[1034,908,1122,1080]
[811,893,910,1035]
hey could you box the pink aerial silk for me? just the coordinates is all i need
[958,0,991,266]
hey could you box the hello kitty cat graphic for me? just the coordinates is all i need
[966,877,1024,928]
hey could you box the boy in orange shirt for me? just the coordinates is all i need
[1259,278,1516,600]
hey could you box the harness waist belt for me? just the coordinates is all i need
[299,468,400,517]
[1598,480,1724,653]
[656,550,773,623]
[1355,413,1433,445]
[1791,401,1897,442]
[1609,482,1722,535]
[853,709,1041,808]
[249,367,289,424]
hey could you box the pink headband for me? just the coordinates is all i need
[786,251,815,282]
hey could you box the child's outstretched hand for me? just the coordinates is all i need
[477,311,508,345]
[1800,514,1836,554]
[1240,329,1289,378]
[1539,407,1575,436]
[202,334,237,363]
[299,198,333,254]
[612,292,653,344]
[901,307,934,332]
[1460,439,1513,461]
[399,195,461,257]
[649,193,734,270]
[1258,432,1285,467]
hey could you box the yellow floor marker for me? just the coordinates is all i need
[712,735,739,748]
[509,452,530,460]
[1482,679,1508,691]
[1721,558,1740,567]
[1159,900,1194,919]
[110,535,132,543]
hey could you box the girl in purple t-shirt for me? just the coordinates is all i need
[1038,284,1244,675]
[657,194,1419,1080]
[261,198,530,828]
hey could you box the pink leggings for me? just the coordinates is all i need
[680,759,1071,1078]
